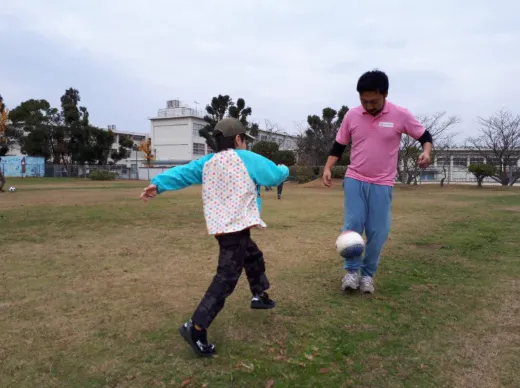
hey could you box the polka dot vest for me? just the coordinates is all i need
[202,150,266,235]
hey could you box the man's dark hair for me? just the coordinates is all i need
[356,69,389,94]
[214,132,246,152]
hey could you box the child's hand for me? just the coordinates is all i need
[140,184,157,201]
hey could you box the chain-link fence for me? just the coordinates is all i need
[0,163,139,179]
[418,166,513,185]
[0,162,45,177]
[44,164,138,179]
[1,162,514,186]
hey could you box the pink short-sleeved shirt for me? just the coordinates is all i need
[335,101,426,186]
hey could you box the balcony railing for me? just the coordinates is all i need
[157,107,205,119]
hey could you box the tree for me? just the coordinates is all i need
[8,99,62,162]
[251,141,279,160]
[469,163,496,187]
[296,105,349,166]
[138,138,155,166]
[9,89,115,165]
[272,150,296,166]
[90,127,115,165]
[198,94,257,151]
[466,109,520,186]
[0,94,18,156]
[433,133,458,187]
[110,134,134,164]
[60,88,93,165]
[253,119,297,151]
[397,112,460,184]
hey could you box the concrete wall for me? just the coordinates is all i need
[152,117,191,160]
[151,117,211,161]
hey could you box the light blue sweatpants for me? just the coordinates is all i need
[342,177,393,277]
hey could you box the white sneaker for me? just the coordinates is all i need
[360,276,375,294]
[341,272,360,291]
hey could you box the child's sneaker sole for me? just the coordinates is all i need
[178,325,215,358]
[250,301,276,310]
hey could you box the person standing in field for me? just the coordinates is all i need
[140,118,289,357]
[323,69,432,294]
[21,157,26,178]
[0,158,5,192]
[277,182,284,199]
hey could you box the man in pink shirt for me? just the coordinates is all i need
[323,70,432,294]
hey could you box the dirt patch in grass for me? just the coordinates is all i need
[502,206,520,212]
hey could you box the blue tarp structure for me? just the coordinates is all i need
[0,156,45,177]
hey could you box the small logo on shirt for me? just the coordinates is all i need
[379,121,394,128]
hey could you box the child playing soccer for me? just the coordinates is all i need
[140,118,289,357]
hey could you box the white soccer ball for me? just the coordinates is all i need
[8,186,16,192]
[336,231,365,258]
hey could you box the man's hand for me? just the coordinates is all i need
[417,152,431,169]
[140,184,158,201]
[322,167,332,187]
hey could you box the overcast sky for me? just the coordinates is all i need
[2,0,519,141]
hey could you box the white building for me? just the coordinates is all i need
[107,125,149,167]
[417,148,520,184]
[149,99,298,162]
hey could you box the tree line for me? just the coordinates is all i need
[197,93,520,187]
[0,89,134,165]
[3,89,519,186]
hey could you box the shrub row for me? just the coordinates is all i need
[89,170,117,181]
[288,166,347,184]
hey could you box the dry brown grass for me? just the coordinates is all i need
[1,179,519,387]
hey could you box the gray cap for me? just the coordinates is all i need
[214,118,255,141]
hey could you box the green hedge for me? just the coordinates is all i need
[288,166,315,183]
[331,166,347,179]
[288,165,348,184]
[89,170,117,181]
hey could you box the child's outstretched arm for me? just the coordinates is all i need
[237,150,289,187]
[140,154,212,201]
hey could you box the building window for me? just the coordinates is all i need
[193,143,205,156]
[487,158,502,167]
[470,157,484,165]
[193,123,205,138]
[452,157,467,167]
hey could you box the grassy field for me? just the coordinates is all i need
[1,178,519,388]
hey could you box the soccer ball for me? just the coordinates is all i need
[8,186,16,192]
[336,230,365,258]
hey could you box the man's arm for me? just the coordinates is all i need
[325,142,346,170]
[403,111,433,167]
[418,131,433,152]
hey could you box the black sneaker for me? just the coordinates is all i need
[251,292,276,309]
[178,320,216,357]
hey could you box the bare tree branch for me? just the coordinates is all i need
[398,112,461,184]
[465,109,520,185]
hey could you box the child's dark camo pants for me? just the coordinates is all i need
[191,228,270,329]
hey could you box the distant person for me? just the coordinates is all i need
[140,118,289,357]
[0,158,5,192]
[21,157,26,178]
[323,69,432,294]
[277,182,284,199]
